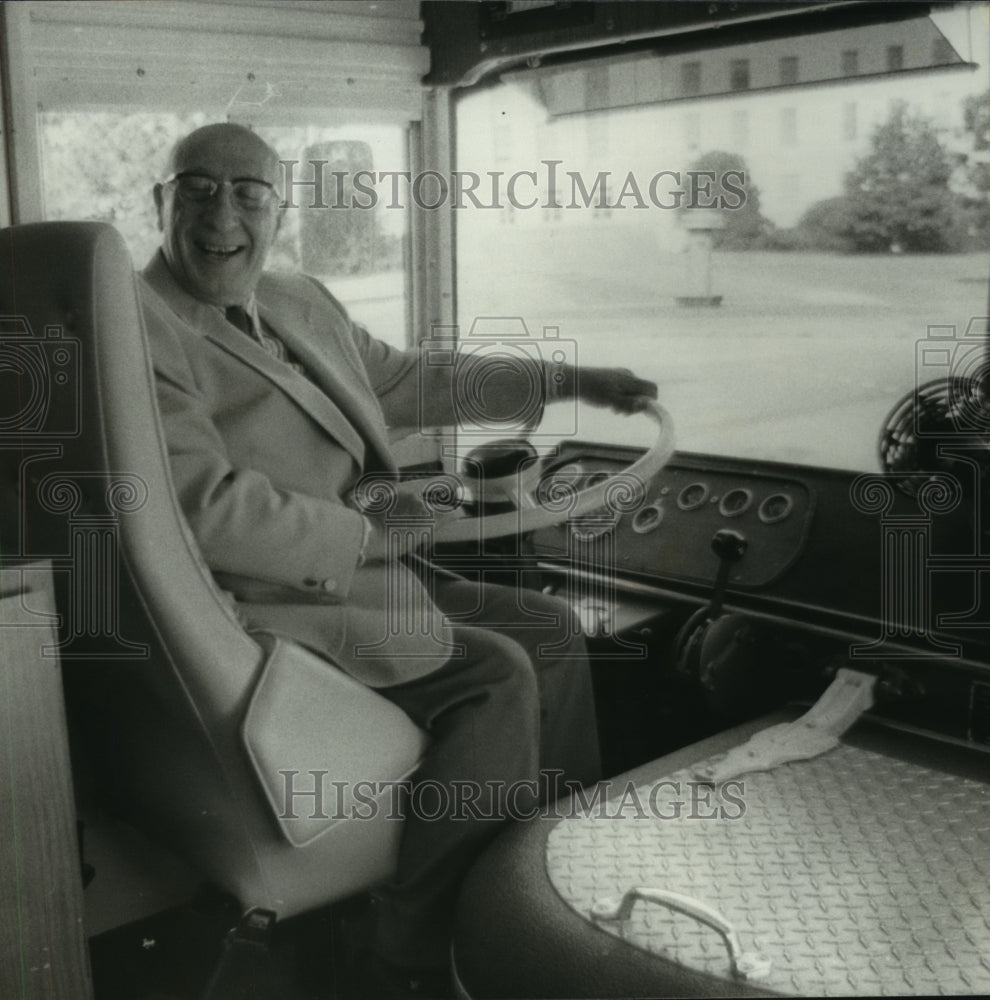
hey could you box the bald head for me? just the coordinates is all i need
[163,123,281,186]
[154,123,284,307]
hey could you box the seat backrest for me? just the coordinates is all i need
[0,222,425,918]
[0,219,268,892]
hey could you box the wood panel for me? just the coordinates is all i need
[0,564,92,1000]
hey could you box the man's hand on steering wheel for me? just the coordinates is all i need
[568,366,659,414]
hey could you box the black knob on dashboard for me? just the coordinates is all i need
[711,528,747,563]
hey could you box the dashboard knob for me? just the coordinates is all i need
[711,528,747,563]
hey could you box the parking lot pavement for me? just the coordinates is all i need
[457,238,989,469]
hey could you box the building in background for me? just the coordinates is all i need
[458,2,989,237]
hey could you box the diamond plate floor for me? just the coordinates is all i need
[546,744,990,996]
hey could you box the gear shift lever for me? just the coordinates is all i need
[675,528,748,681]
[708,528,748,621]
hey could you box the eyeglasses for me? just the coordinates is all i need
[163,173,280,211]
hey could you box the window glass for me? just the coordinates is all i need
[38,112,410,347]
[682,61,702,96]
[729,59,751,91]
[455,17,990,471]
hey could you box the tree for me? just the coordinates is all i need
[958,90,990,244]
[681,150,772,250]
[793,196,858,253]
[41,111,206,264]
[841,102,964,252]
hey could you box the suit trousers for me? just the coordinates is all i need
[369,576,602,968]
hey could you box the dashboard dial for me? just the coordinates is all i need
[677,482,709,511]
[719,488,753,517]
[758,492,794,524]
[631,503,664,534]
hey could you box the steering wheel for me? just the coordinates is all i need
[358,401,674,543]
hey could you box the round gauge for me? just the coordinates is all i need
[719,488,753,517]
[631,503,664,534]
[758,492,794,524]
[677,482,709,511]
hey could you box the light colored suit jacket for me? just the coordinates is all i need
[139,252,528,687]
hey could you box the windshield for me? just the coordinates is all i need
[455,5,990,471]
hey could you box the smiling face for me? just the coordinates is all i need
[154,124,283,307]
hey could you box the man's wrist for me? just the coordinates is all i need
[546,361,577,401]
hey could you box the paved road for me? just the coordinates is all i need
[457,230,989,471]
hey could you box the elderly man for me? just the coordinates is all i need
[138,122,657,991]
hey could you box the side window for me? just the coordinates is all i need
[40,111,206,268]
[268,126,410,347]
[38,114,411,348]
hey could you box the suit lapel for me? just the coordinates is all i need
[207,310,369,466]
[256,280,395,473]
[142,254,372,467]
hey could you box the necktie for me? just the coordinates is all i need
[226,303,311,378]
[225,304,255,339]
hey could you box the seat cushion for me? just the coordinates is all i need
[243,637,428,847]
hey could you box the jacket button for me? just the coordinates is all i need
[321,578,337,593]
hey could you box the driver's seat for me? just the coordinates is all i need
[0,222,427,922]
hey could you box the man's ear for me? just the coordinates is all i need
[153,184,165,232]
